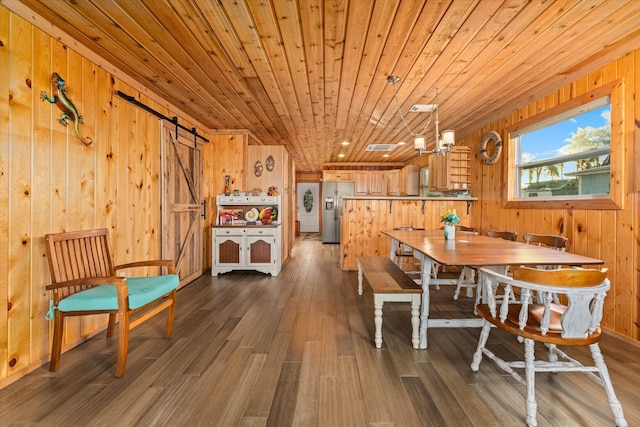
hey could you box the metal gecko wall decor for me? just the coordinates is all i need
[41,72,92,146]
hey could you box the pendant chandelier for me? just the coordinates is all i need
[387,75,454,156]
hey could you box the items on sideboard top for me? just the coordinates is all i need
[217,192,279,226]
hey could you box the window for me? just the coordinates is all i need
[512,97,610,200]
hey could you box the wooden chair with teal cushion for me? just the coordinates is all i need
[45,228,179,377]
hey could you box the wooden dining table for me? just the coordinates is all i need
[381,229,604,349]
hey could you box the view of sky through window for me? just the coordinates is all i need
[515,101,611,197]
[521,106,610,163]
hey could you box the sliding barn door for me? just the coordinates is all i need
[161,123,203,287]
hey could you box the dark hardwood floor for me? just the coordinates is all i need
[2,237,638,426]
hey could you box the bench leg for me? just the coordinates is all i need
[373,294,383,348]
[411,295,420,349]
[357,261,363,296]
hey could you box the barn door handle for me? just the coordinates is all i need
[201,200,207,218]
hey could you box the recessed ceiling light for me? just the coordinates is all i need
[338,153,345,158]
[397,141,406,145]
[382,154,390,157]
[341,141,350,146]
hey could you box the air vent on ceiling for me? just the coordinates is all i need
[365,144,397,152]
[409,103,437,112]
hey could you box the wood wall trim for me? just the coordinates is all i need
[504,199,620,210]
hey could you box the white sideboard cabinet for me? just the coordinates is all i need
[212,195,282,276]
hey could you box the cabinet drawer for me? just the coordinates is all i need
[215,228,245,236]
[247,228,276,237]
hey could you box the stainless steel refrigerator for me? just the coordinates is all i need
[322,182,354,243]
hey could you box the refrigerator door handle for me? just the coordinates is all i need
[334,190,339,221]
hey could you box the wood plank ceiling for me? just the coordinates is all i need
[13,0,640,172]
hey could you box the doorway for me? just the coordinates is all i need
[296,183,319,233]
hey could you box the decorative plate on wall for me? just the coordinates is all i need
[254,160,263,176]
[266,155,275,171]
[303,189,313,213]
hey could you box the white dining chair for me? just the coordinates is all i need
[471,267,627,427]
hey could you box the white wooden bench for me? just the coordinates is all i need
[357,256,422,349]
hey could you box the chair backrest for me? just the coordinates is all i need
[394,227,425,231]
[522,233,568,251]
[45,228,116,299]
[481,267,609,339]
[487,230,518,241]
[439,225,476,233]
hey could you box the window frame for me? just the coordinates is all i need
[505,80,624,210]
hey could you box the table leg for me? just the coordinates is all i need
[389,238,399,261]
[414,252,432,349]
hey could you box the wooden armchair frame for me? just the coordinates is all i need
[471,267,627,427]
[45,228,179,377]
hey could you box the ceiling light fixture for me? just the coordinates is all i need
[387,75,455,156]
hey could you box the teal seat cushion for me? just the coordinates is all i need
[58,274,179,312]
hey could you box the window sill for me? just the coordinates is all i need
[505,198,621,210]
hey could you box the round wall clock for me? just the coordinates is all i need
[480,130,503,164]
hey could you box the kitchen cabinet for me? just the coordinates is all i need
[212,195,281,276]
[323,170,353,182]
[387,166,418,196]
[400,165,419,196]
[354,171,386,195]
[429,146,471,192]
[369,171,385,195]
[386,169,400,195]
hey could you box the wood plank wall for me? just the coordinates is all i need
[0,9,223,387]
[341,198,473,272]
[246,145,293,263]
[202,134,248,271]
[417,51,639,340]
[0,8,296,387]
[465,52,638,341]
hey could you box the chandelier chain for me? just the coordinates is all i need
[389,78,436,137]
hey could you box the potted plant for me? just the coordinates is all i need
[440,209,460,240]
